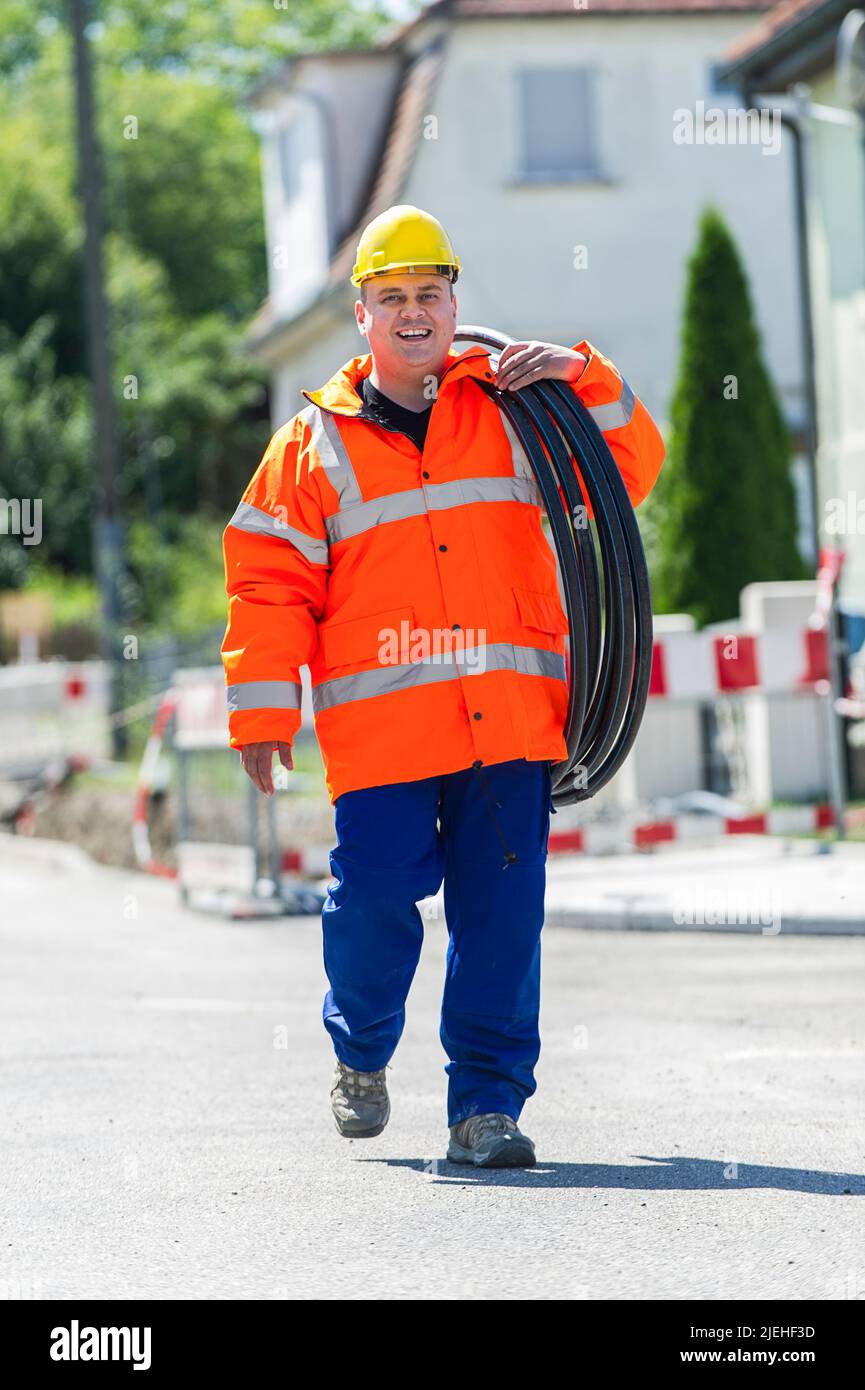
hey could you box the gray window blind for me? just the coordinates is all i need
[517,68,597,179]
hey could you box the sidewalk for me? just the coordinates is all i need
[401,836,864,937]
[541,838,865,935]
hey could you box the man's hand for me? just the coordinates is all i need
[494,341,587,393]
[240,740,293,796]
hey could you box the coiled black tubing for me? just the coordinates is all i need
[452,326,654,809]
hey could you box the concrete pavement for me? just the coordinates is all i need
[1,835,863,1300]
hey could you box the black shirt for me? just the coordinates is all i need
[359,375,433,454]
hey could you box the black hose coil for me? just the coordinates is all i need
[453,325,654,809]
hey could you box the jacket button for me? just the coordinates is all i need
[472,759,483,769]
[422,470,430,479]
[473,711,482,720]
[452,623,461,630]
[439,544,448,552]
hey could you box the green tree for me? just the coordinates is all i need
[0,0,397,618]
[652,207,806,626]
[0,109,84,376]
[101,72,267,321]
[0,2,397,86]
[0,321,92,586]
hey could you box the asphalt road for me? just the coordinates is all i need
[1,836,864,1301]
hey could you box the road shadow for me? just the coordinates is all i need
[357,1155,865,1193]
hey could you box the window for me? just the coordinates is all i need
[277,121,300,204]
[517,68,599,181]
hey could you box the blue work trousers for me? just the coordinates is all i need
[321,757,553,1127]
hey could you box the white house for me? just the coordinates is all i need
[247,0,814,549]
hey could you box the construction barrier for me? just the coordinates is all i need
[133,667,326,916]
[275,802,842,869]
[0,660,110,771]
[547,803,838,854]
[647,625,829,700]
[559,611,832,700]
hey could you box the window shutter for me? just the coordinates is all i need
[517,68,597,179]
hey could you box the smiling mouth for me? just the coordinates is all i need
[396,327,433,340]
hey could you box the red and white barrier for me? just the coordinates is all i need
[275,802,844,875]
[281,846,333,877]
[546,803,837,854]
[647,625,829,700]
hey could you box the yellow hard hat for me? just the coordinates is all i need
[351,204,461,288]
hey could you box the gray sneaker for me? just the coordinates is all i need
[447,1112,536,1168]
[330,1059,391,1138]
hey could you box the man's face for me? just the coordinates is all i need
[354,272,457,375]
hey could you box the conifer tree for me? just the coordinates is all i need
[653,207,806,625]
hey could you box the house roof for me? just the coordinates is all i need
[385,0,774,44]
[718,0,850,82]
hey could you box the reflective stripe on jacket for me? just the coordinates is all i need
[221,340,665,803]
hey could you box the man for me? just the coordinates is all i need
[221,204,664,1168]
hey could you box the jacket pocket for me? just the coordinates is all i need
[512,585,569,635]
[320,605,415,669]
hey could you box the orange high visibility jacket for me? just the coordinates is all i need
[221,340,665,804]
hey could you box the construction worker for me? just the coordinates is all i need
[221,204,664,1167]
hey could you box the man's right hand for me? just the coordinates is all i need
[239,741,293,796]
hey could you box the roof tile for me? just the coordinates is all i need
[393,0,774,30]
[722,0,829,63]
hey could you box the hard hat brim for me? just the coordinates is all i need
[351,260,461,289]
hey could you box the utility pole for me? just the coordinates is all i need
[69,0,127,757]
[815,548,848,841]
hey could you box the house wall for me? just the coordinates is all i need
[270,318,366,429]
[257,95,331,324]
[299,56,403,240]
[256,54,402,324]
[802,71,865,613]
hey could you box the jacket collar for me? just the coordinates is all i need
[301,344,492,417]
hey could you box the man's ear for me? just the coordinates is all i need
[354,299,367,336]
